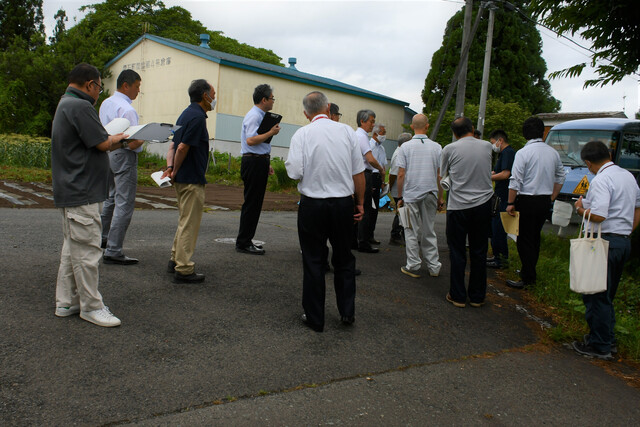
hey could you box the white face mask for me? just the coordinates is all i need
[205,94,216,110]
[377,135,386,143]
[492,142,501,153]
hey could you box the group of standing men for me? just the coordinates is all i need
[49,63,639,353]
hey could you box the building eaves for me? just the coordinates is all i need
[105,34,408,107]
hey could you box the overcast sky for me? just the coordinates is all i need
[42,0,639,117]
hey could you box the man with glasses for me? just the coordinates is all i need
[329,103,342,122]
[236,84,281,255]
[99,70,144,265]
[164,79,217,283]
[51,63,129,327]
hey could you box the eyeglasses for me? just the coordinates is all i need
[334,113,343,117]
[92,80,104,94]
[268,96,275,101]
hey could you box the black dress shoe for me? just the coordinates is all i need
[173,272,205,283]
[103,255,139,265]
[358,246,379,254]
[368,238,380,245]
[388,238,404,246]
[355,268,362,276]
[486,260,501,269]
[301,314,323,332]
[252,242,263,249]
[340,316,355,325]
[236,244,265,255]
[506,279,526,289]
[167,260,176,274]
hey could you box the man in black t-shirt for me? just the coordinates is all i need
[487,129,515,269]
[164,79,216,284]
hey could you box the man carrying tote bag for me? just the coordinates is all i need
[573,141,640,360]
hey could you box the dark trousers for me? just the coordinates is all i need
[358,170,374,247]
[490,195,509,265]
[390,210,404,242]
[446,200,491,304]
[583,234,631,353]
[368,172,382,238]
[236,156,269,248]
[515,195,551,284]
[299,195,356,330]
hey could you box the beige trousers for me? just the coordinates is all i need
[56,203,105,312]
[171,183,205,275]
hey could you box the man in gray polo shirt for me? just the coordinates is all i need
[440,117,493,308]
[51,63,129,327]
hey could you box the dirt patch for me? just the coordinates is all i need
[0,180,300,211]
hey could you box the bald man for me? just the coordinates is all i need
[396,114,443,278]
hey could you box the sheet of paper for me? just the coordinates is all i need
[500,211,519,236]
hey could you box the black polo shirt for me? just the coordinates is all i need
[493,145,516,199]
[173,102,210,185]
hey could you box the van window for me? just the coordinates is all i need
[546,130,618,166]
[619,132,640,171]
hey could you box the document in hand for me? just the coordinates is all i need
[104,118,181,142]
[500,211,519,236]
[256,112,282,144]
[150,171,171,188]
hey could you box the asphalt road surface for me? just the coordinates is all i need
[1,208,639,425]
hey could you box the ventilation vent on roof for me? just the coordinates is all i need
[288,57,297,70]
[199,34,210,49]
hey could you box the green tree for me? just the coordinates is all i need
[528,0,640,88]
[422,1,560,117]
[428,98,531,148]
[0,0,45,50]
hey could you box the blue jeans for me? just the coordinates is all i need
[582,234,631,353]
[490,195,508,266]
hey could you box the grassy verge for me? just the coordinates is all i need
[0,134,298,193]
[502,231,640,360]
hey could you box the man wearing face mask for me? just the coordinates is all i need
[51,63,129,327]
[368,124,388,244]
[487,129,515,269]
[164,79,216,283]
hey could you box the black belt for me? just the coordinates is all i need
[601,233,630,239]
[242,153,270,158]
[364,169,373,174]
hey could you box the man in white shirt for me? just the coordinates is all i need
[285,91,365,332]
[368,124,388,243]
[506,116,565,289]
[396,114,443,278]
[388,132,412,245]
[236,84,281,255]
[355,109,385,253]
[572,140,640,360]
[99,70,145,265]
[440,117,494,308]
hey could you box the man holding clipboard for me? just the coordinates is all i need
[236,84,282,255]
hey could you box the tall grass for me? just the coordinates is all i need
[504,232,640,360]
[0,134,51,168]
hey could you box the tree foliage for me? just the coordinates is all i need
[422,1,560,118]
[0,0,283,136]
[0,0,45,50]
[428,98,531,149]
[528,0,640,88]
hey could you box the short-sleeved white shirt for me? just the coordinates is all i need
[369,138,387,174]
[285,115,365,198]
[509,138,565,195]
[581,162,640,235]
[99,91,142,153]
[356,127,374,171]
[388,147,401,198]
[240,105,270,155]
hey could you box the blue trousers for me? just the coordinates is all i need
[490,195,508,265]
[582,234,631,353]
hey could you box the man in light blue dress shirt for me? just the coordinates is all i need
[99,70,145,265]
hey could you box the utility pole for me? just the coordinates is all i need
[430,3,486,140]
[454,0,474,121]
[477,2,496,136]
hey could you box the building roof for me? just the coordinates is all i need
[106,34,409,107]
[537,111,627,122]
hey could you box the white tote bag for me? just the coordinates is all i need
[569,212,608,294]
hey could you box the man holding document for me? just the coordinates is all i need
[99,70,144,265]
[236,84,281,255]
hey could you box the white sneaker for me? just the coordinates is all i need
[80,306,121,327]
[55,305,80,317]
